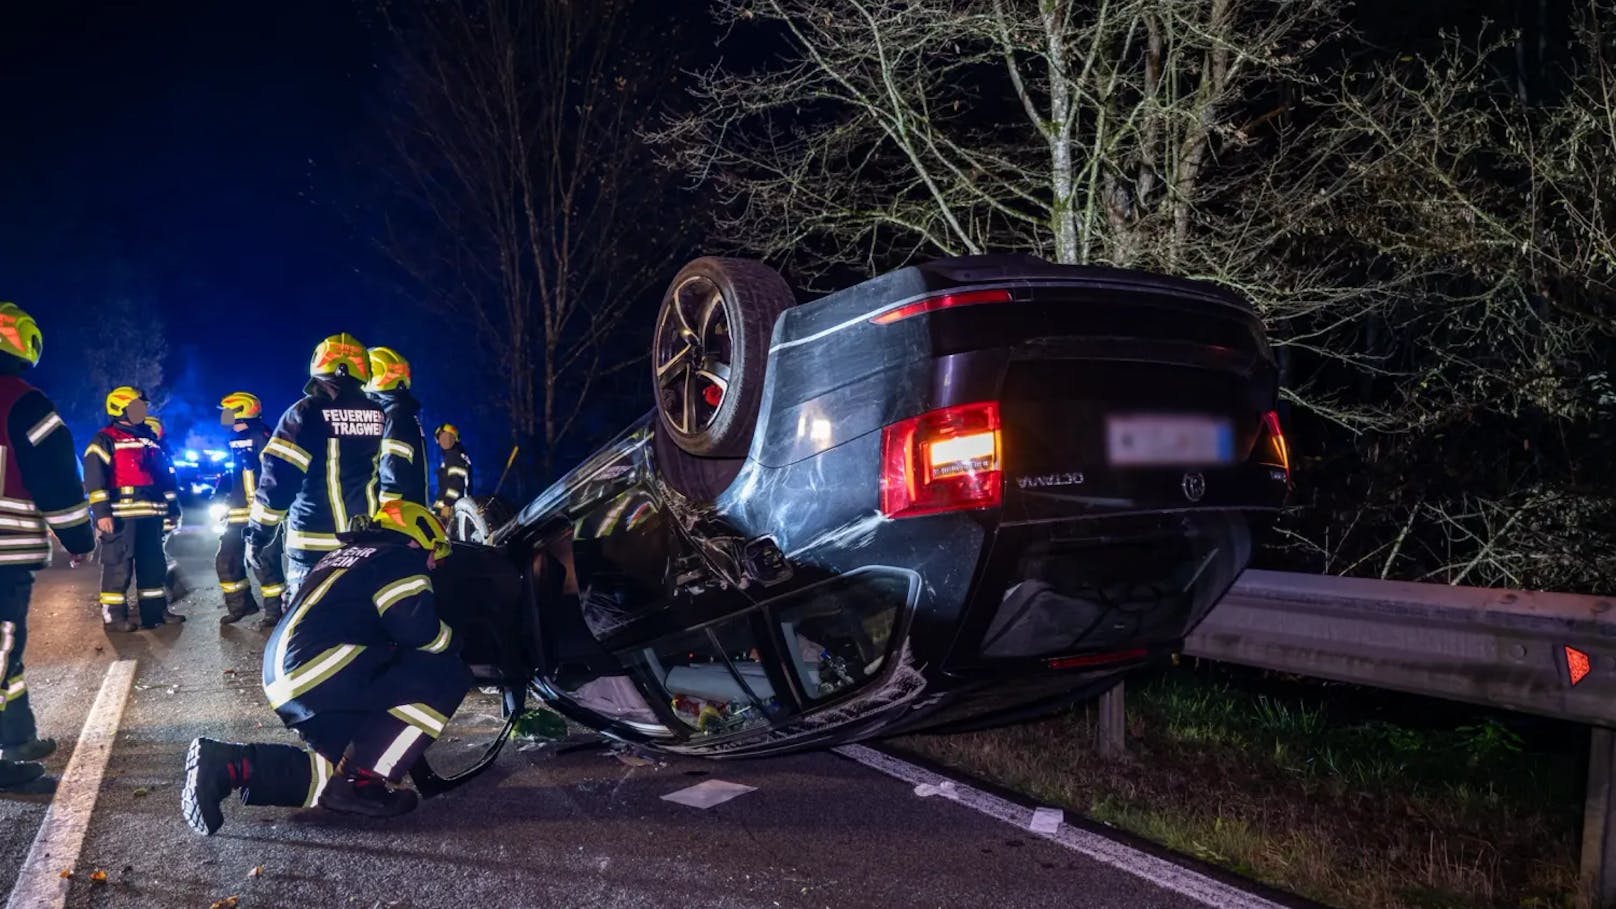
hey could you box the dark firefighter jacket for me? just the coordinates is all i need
[432,444,472,511]
[217,417,271,527]
[250,376,383,556]
[82,421,177,523]
[370,390,428,507]
[0,375,94,567]
[261,537,458,724]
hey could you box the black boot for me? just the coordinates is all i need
[103,618,139,633]
[0,738,56,762]
[181,737,251,836]
[0,759,47,790]
[144,608,186,629]
[255,608,283,632]
[219,597,260,626]
[317,749,418,819]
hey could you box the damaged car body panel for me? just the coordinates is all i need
[434,253,1289,762]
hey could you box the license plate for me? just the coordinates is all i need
[1105,414,1234,467]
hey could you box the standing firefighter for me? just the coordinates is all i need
[143,415,182,535]
[365,347,429,507]
[246,334,384,600]
[84,387,185,630]
[144,414,187,602]
[430,424,471,525]
[0,302,95,789]
[182,501,470,834]
[215,392,288,628]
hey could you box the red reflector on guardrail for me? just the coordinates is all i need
[1566,645,1592,686]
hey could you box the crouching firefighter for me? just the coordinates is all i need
[182,501,469,834]
[83,387,184,630]
[215,392,288,628]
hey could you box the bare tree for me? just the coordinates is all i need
[381,0,689,476]
[54,294,169,427]
[651,0,1432,427]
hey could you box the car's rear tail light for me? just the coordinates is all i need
[1045,648,1148,670]
[1256,410,1290,477]
[871,288,1014,325]
[880,401,1002,519]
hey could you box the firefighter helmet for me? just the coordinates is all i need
[0,303,42,368]
[365,347,411,393]
[435,423,460,442]
[373,500,452,561]
[144,416,164,439]
[309,333,371,381]
[106,386,148,417]
[219,391,262,421]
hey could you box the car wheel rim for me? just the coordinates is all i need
[654,275,732,436]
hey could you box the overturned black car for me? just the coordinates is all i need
[429,253,1289,780]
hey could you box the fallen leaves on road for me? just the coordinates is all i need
[89,870,107,884]
[209,897,240,909]
[57,870,71,880]
[249,865,263,878]
[133,787,149,798]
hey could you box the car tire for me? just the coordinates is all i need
[452,495,516,545]
[651,257,794,460]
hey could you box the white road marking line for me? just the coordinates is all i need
[6,660,137,909]
[833,744,1292,909]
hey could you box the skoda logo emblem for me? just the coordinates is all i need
[1181,472,1207,503]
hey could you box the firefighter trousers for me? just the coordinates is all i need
[98,516,167,626]
[244,649,471,806]
[282,547,327,605]
[0,569,38,748]
[217,524,287,618]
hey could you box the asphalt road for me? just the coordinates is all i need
[0,516,1292,909]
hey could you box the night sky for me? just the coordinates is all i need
[0,1,404,449]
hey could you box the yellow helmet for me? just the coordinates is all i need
[309,333,371,381]
[435,423,460,441]
[373,500,452,560]
[106,386,148,417]
[143,416,164,439]
[219,391,263,420]
[365,346,411,392]
[0,303,42,368]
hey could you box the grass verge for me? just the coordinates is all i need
[891,663,1586,909]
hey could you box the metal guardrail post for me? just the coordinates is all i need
[1097,681,1126,758]
[1585,727,1616,908]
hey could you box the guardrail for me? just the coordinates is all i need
[1094,570,1616,907]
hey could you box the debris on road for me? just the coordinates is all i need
[249,865,264,878]
[209,897,240,909]
[512,708,567,742]
[913,780,957,799]
[1029,807,1063,834]
[133,787,149,798]
[661,779,756,809]
[89,870,107,884]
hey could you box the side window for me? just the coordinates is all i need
[772,571,909,703]
[631,615,775,738]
